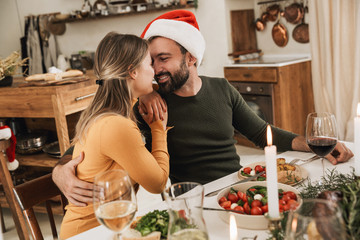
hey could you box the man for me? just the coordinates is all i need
[53,10,353,206]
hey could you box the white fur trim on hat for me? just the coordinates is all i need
[143,19,206,65]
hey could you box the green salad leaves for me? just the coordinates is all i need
[134,210,169,239]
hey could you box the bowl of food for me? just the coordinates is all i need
[238,158,308,186]
[216,181,301,230]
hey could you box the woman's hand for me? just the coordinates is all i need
[139,91,167,123]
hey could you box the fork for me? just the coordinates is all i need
[289,155,319,165]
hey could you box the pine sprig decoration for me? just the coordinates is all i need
[298,168,357,199]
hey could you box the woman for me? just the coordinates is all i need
[60,32,170,239]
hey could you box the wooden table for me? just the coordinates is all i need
[68,142,355,240]
[0,74,98,164]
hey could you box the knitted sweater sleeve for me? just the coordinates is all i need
[228,80,297,152]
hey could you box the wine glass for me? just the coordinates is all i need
[306,112,338,174]
[285,198,347,239]
[93,169,137,240]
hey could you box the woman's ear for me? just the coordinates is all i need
[128,65,137,80]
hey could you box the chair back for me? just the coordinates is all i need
[13,173,66,240]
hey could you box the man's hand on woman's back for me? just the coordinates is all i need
[52,152,94,206]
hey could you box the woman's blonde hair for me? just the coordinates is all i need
[72,32,149,145]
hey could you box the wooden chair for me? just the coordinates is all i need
[0,140,29,239]
[13,173,67,240]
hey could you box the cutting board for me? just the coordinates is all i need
[230,9,258,52]
[18,76,90,87]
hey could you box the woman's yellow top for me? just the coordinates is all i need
[60,115,169,239]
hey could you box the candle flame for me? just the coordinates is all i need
[229,214,238,240]
[357,103,360,117]
[267,125,273,146]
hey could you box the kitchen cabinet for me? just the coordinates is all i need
[224,60,314,147]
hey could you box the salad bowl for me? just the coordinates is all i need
[216,181,301,230]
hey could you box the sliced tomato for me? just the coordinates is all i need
[237,191,248,202]
[281,194,291,203]
[243,202,251,215]
[220,200,232,209]
[251,200,263,208]
[227,193,239,203]
[219,196,227,204]
[287,199,299,210]
[233,206,245,214]
[254,165,264,173]
[261,204,268,213]
[243,167,252,174]
[285,191,297,201]
[250,206,263,215]
[279,199,286,206]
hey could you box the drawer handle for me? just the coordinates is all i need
[243,73,252,78]
[75,93,96,101]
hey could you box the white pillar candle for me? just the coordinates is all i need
[265,125,280,218]
[355,103,360,176]
[229,214,238,240]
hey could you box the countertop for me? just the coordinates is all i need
[224,54,311,67]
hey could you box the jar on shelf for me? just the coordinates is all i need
[93,0,109,15]
[81,0,93,18]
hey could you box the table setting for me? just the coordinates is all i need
[68,110,360,240]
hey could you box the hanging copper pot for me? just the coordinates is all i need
[255,18,266,31]
[266,4,280,22]
[272,20,288,47]
[284,3,304,24]
[292,14,309,43]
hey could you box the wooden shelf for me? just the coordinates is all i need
[16,153,59,168]
[54,4,194,24]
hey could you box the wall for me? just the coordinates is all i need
[0,0,310,78]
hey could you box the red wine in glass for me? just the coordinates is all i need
[307,137,337,157]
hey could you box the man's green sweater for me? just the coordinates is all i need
[135,76,297,184]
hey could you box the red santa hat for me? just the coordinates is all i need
[0,125,19,171]
[141,10,206,65]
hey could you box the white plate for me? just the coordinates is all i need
[238,161,308,186]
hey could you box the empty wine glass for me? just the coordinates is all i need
[285,198,347,239]
[306,112,338,175]
[93,169,137,240]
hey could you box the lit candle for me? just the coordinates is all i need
[229,214,238,240]
[355,103,360,176]
[265,125,280,218]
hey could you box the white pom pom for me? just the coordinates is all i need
[0,128,11,140]
[7,159,19,171]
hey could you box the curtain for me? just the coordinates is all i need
[308,0,360,141]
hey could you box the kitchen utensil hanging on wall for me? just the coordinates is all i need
[255,4,268,31]
[284,2,304,24]
[47,15,66,35]
[292,12,309,43]
[272,14,288,47]
[266,4,280,22]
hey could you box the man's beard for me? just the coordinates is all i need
[155,58,189,95]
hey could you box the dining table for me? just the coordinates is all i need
[68,142,355,240]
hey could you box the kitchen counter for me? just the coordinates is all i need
[224,54,311,67]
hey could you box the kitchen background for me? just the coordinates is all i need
[0,0,311,78]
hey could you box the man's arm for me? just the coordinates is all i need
[52,150,93,206]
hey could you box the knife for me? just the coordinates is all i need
[205,171,265,197]
[202,207,245,214]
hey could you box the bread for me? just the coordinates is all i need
[25,70,83,82]
[122,229,161,240]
